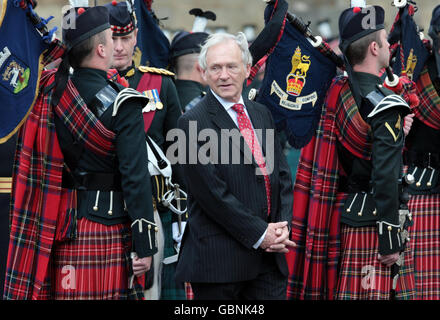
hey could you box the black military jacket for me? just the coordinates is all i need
[119,64,182,151]
[119,64,187,206]
[338,72,409,255]
[0,133,15,298]
[405,55,440,195]
[54,68,157,258]
[174,79,206,112]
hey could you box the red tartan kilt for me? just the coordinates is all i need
[408,193,440,299]
[185,282,194,300]
[336,224,415,300]
[51,218,132,300]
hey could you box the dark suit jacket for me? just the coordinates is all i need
[175,90,293,283]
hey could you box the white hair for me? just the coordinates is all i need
[198,32,253,70]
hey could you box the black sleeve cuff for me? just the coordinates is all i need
[131,219,159,258]
[377,221,404,255]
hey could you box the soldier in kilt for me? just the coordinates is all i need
[288,5,416,300]
[334,5,416,300]
[105,1,186,300]
[4,6,158,300]
[404,5,440,300]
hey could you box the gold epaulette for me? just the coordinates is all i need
[138,66,175,77]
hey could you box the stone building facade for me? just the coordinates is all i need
[11,0,440,43]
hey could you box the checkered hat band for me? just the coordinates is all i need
[111,22,134,35]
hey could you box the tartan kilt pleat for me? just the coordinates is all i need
[158,209,186,300]
[185,282,194,300]
[408,193,440,300]
[51,218,134,300]
[336,224,416,300]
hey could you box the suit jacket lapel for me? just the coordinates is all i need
[207,91,236,130]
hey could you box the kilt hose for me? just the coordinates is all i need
[336,224,416,300]
[408,193,440,300]
[159,209,186,300]
[50,218,140,300]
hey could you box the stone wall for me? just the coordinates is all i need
[17,0,440,41]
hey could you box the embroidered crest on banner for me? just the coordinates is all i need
[0,46,30,94]
[270,46,317,110]
[404,48,417,81]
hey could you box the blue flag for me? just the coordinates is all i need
[389,4,429,82]
[133,0,170,68]
[0,0,51,143]
[255,1,337,148]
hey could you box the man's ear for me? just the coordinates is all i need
[97,43,105,58]
[201,66,208,81]
[370,41,379,57]
[245,63,251,78]
[133,28,138,47]
[195,61,203,74]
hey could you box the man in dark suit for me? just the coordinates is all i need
[175,32,295,300]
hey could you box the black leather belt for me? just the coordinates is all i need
[62,170,122,191]
[339,176,371,193]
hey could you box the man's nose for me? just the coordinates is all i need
[219,66,229,79]
[113,39,122,51]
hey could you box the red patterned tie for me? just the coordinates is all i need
[232,103,271,215]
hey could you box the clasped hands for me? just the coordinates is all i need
[132,254,152,277]
[260,221,296,253]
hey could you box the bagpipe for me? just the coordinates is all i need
[382,0,426,109]
[0,0,56,143]
[249,0,426,150]
[389,0,429,83]
[249,0,342,149]
[132,0,170,68]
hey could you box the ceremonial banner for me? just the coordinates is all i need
[389,4,429,82]
[255,1,337,148]
[133,0,170,68]
[0,0,50,143]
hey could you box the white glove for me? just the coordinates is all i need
[172,221,187,249]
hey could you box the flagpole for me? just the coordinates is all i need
[286,4,398,84]
[285,11,344,68]
[386,0,419,87]
[286,2,398,83]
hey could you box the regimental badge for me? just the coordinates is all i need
[286,46,311,97]
[270,46,317,110]
[405,48,417,81]
[0,47,30,94]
